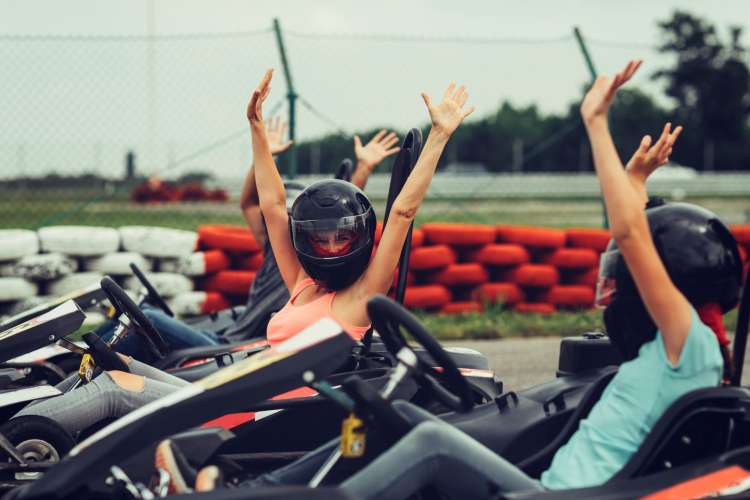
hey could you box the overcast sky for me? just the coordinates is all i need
[1,0,748,178]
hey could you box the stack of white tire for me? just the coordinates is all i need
[0,225,201,322]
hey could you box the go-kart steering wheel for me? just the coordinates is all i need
[367,294,474,412]
[100,276,169,359]
[129,262,174,317]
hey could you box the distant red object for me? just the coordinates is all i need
[131,178,228,203]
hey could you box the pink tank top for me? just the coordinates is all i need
[266,278,371,345]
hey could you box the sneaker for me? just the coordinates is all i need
[154,439,197,494]
[195,465,222,492]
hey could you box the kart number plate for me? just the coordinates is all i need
[79,353,96,383]
[340,413,366,458]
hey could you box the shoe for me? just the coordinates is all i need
[154,439,197,494]
[195,465,222,492]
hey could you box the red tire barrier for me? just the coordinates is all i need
[566,267,599,287]
[204,270,257,295]
[472,283,525,305]
[421,223,496,246]
[465,244,530,267]
[496,225,566,249]
[201,250,231,274]
[565,228,611,252]
[409,245,456,270]
[541,248,599,269]
[392,270,416,288]
[739,244,748,263]
[426,263,489,287]
[198,225,260,253]
[375,224,424,248]
[542,285,595,307]
[515,302,556,314]
[235,252,264,271]
[731,224,750,246]
[403,285,451,309]
[202,292,232,314]
[503,264,559,288]
[440,301,483,315]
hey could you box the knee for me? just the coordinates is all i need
[106,371,145,392]
[411,422,446,449]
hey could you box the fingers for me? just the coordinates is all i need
[458,89,469,108]
[384,147,401,156]
[443,83,456,100]
[353,135,362,149]
[462,106,476,119]
[639,135,653,152]
[669,125,683,145]
[371,129,387,144]
[421,92,432,109]
[381,132,399,149]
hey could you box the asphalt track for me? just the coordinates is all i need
[446,337,750,391]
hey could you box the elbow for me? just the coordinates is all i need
[390,200,418,222]
[611,211,649,247]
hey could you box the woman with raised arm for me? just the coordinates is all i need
[247,69,474,344]
[205,62,737,500]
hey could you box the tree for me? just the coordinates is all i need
[654,11,750,170]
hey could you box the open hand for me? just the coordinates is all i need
[266,116,293,155]
[354,130,400,170]
[421,82,475,137]
[626,123,683,181]
[580,60,642,124]
[247,69,273,125]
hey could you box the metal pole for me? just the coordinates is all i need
[573,26,608,229]
[146,0,156,175]
[272,18,298,178]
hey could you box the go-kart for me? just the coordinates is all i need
[14,258,748,500]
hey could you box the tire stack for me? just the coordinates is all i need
[187,225,264,316]
[732,224,750,279]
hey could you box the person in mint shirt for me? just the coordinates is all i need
[329,60,743,500]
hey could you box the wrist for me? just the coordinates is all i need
[428,127,451,144]
[583,114,608,130]
[356,159,376,172]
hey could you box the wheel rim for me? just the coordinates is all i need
[12,439,60,480]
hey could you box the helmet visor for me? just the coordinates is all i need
[595,249,620,308]
[291,209,372,259]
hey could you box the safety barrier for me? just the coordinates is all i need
[0,223,748,321]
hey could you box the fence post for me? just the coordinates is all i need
[272,18,298,178]
[573,27,609,229]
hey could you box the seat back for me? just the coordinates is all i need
[517,367,618,477]
[610,386,750,481]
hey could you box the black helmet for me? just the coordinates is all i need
[289,179,376,290]
[598,202,742,360]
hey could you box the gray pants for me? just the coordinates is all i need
[246,401,543,499]
[339,402,544,500]
[14,358,189,435]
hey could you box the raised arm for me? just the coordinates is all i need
[246,70,303,291]
[581,60,692,365]
[625,122,682,205]
[239,116,294,247]
[359,83,474,296]
[351,130,401,190]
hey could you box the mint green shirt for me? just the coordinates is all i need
[541,307,723,490]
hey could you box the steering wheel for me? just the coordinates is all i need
[366,294,474,412]
[129,262,174,317]
[100,276,169,359]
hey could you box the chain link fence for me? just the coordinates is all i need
[1,24,748,230]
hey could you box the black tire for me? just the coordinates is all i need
[0,416,75,468]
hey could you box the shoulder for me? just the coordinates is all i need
[655,306,722,375]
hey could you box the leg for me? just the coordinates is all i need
[121,356,191,388]
[14,371,180,435]
[241,438,340,487]
[341,420,543,500]
[142,307,221,349]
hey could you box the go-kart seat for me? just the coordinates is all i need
[608,385,750,481]
[517,367,618,477]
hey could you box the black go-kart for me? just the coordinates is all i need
[11,259,750,500]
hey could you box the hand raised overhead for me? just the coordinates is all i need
[421,82,475,137]
[247,69,273,125]
[626,122,683,181]
[580,60,642,124]
[266,116,293,155]
[354,130,401,170]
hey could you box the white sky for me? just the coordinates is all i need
[1,0,747,178]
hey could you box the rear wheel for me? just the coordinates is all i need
[0,416,75,480]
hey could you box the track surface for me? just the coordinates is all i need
[446,337,750,391]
